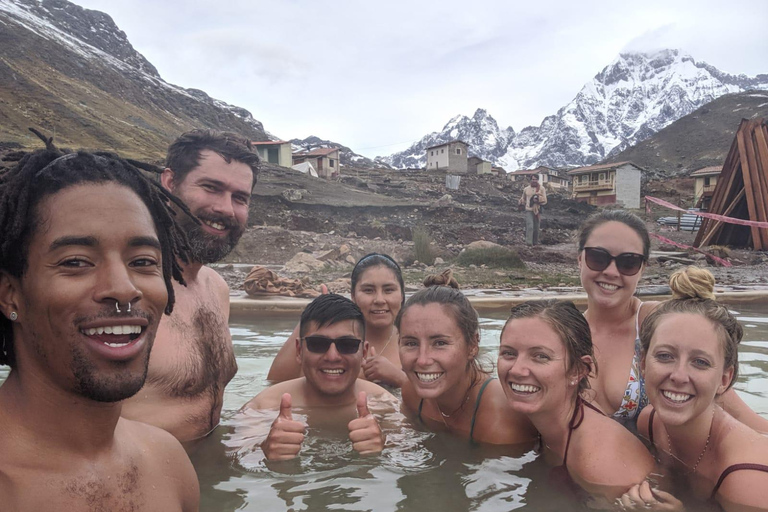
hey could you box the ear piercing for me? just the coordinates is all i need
[115,302,131,313]
[9,311,17,321]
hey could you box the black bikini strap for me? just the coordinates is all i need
[710,463,768,499]
[648,408,656,445]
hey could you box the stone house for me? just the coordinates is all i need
[467,156,492,175]
[568,161,643,208]
[690,166,721,210]
[509,166,570,191]
[292,147,341,179]
[251,140,293,167]
[425,140,468,173]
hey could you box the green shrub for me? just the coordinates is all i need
[412,226,436,265]
[456,246,525,269]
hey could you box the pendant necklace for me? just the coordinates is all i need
[667,407,715,474]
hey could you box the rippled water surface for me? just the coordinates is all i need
[1,303,766,511]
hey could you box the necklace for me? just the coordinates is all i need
[436,379,475,420]
[378,326,396,354]
[667,407,715,474]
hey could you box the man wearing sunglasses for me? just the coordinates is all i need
[242,294,393,461]
[518,174,547,246]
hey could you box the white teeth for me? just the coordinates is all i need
[322,369,344,375]
[597,283,619,291]
[662,390,693,403]
[416,372,443,382]
[204,220,226,230]
[81,325,141,336]
[510,383,540,393]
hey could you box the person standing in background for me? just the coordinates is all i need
[519,174,547,246]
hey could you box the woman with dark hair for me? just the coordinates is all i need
[397,283,536,444]
[621,267,768,511]
[268,253,407,387]
[576,210,768,432]
[499,300,655,502]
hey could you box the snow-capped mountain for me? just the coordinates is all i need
[381,50,768,171]
[290,136,378,168]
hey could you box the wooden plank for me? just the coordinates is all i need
[752,123,768,246]
[736,123,762,249]
[697,188,746,247]
[741,121,768,248]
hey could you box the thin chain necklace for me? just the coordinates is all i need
[667,407,715,474]
[436,376,477,420]
[378,326,396,354]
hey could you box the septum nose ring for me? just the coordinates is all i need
[115,301,131,313]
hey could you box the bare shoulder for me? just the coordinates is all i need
[399,379,420,415]
[570,412,654,495]
[355,379,395,400]
[201,265,230,300]
[241,379,304,411]
[715,459,768,511]
[636,405,653,440]
[119,419,199,509]
[639,300,661,322]
[474,380,537,444]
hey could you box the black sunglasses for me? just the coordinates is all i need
[583,247,645,276]
[302,335,362,355]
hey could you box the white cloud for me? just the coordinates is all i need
[72,0,768,157]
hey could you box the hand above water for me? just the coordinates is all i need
[618,481,685,511]
[348,391,385,455]
[262,393,307,461]
[362,346,406,388]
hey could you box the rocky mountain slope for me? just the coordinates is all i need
[381,50,768,171]
[606,91,768,178]
[290,135,377,168]
[0,0,268,159]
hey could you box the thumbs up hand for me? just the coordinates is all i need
[262,393,307,461]
[362,345,407,388]
[348,391,385,455]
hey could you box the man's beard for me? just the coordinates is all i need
[179,213,245,264]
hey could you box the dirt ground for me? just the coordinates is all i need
[218,164,768,295]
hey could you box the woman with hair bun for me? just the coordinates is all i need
[621,267,768,511]
[268,253,407,387]
[576,210,768,432]
[397,280,536,444]
[499,300,655,502]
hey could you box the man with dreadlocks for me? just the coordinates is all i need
[120,129,259,443]
[0,131,199,510]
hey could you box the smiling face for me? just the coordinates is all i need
[297,319,367,399]
[578,221,645,310]
[398,303,477,400]
[164,149,253,264]
[642,312,734,427]
[351,265,403,331]
[5,183,168,402]
[498,317,578,416]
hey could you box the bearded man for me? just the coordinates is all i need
[120,130,259,443]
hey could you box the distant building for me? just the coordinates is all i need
[425,140,468,173]
[467,156,492,175]
[690,166,721,210]
[251,140,293,167]
[509,166,570,191]
[568,161,643,208]
[292,147,341,179]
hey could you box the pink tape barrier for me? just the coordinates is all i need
[645,196,768,229]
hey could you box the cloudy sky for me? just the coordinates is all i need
[72,0,767,158]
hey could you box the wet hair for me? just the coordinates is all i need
[423,268,459,288]
[395,285,487,377]
[577,210,651,260]
[0,130,192,368]
[165,129,260,187]
[640,266,741,390]
[299,293,366,340]
[350,253,405,305]
[502,300,596,396]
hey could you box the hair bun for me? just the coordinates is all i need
[669,266,715,300]
[423,268,460,289]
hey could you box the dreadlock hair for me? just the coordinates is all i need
[0,129,193,368]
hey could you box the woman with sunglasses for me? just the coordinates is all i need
[397,283,537,444]
[620,267,768,511]
[268,253,407,388]
[578,210,768,432]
